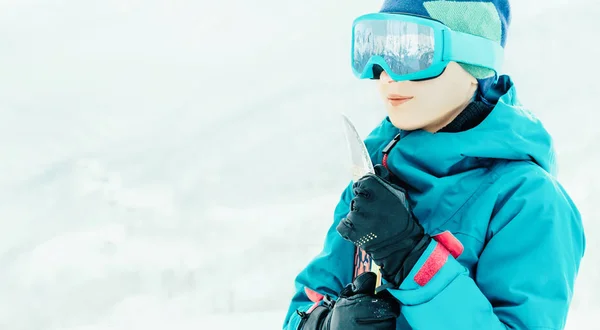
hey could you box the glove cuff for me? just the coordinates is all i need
[297,305,331,330]
[382,234,432,287]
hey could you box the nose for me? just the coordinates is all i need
[379,70,395,83]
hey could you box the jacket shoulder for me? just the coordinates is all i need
[487,160,582,235]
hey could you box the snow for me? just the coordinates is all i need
[0,0,598,329]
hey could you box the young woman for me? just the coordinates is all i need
[283,1,585,329]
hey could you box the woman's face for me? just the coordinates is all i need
[378,62,478,132]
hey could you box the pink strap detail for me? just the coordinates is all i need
[307,301,320,313]
[433,230,464,259]
[304,287,324,303]
[413,242,450,286]
[304,287,325,313]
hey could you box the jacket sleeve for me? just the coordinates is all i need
[282,184,356,330]
[387,170,586,330]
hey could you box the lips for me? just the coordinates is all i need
[387,94,413,106]
[387,94,413,101]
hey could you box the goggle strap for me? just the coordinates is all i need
[444,29,504,74]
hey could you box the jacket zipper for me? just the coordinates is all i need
[382,133,401,170]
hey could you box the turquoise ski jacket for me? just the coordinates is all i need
[283,77,585,330]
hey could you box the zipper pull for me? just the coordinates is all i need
[382,133,401,170]
[382,133,401,155]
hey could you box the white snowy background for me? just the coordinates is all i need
[0,0,598,329]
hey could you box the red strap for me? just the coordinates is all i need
[382,153,389,170]
[414,242,450,286]
[433,231,464,259]
[412,232,463,286]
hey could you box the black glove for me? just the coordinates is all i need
[336,165,431,287]
[298,272,400,330]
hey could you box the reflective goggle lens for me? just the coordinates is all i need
[353,19,436,77]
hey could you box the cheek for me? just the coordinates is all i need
[419,90,444,112]
[414,81,459,115]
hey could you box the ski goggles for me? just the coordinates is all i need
[351,13,504,81]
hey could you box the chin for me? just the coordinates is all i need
[388,113,425,131]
